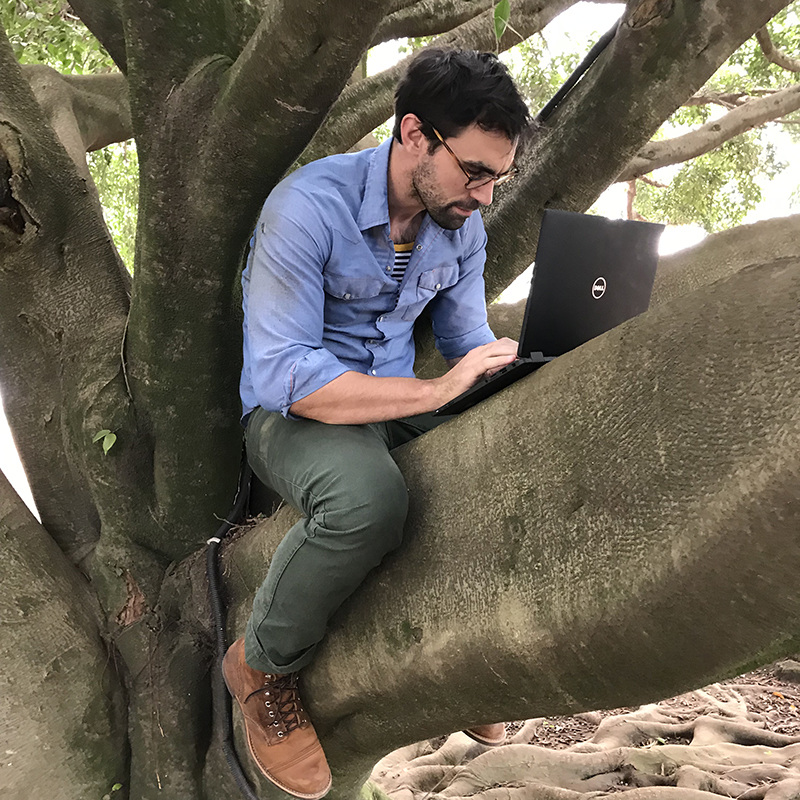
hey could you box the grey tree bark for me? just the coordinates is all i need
[1,1,798,799]
[0,470,127,797]
[218,251,800,800]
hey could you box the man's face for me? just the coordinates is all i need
[411,123,517,230]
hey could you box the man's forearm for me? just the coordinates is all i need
[289,339,519,424]
[290,372,447,424]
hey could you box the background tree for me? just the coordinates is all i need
[1,2,799,800]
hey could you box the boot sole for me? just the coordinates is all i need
[222,659,332,799]
[462,728,506,746]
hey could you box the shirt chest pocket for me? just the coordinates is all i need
[401,265,460,321]
[323,272,389,326]
[323,272,385,301]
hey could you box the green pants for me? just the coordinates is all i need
[243,406,443,674]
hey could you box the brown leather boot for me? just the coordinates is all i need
[222,638,332,799]
[463,723,506,746]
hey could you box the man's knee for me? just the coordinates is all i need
[321,460,409,551]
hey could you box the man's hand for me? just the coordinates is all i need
[433,338,518,406]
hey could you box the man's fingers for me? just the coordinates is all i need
[485,357,517,377]
[483,353,518,366]
[479,352,517,378]
[444,342,519,396]
[482,338,518,354]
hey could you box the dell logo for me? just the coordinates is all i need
[592,277,607,299]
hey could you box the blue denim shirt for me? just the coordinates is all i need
[240,138,495,418]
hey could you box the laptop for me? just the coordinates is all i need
[434,209,664,416]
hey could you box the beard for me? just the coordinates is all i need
[411,159,479,231]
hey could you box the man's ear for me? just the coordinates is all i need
[398,114,427,155]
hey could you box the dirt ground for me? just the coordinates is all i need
[373,659,800,800]
[518,660,800,750]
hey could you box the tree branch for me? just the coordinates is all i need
[298,0,581,166]
[685,90,750,109]
[651,213,800,308]
[617,83,800,182]
[373,0,623,42]
[371,0,493,46]
[0,469,127,796]
[219,254,800,797]
[684,88,788,113]
[479,0,795,304]
[21,66,132,179]
[206,0,394,194]
[69,0,128,73]
[388,0,430,12]
[756,25,800,73]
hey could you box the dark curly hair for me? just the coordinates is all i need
[393,48,534,153]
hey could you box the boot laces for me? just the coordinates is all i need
[247,673,304,735]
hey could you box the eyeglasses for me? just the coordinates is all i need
[429,125,518,189]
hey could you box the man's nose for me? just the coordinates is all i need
[470,181,495,206]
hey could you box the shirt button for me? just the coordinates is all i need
[435,283,441,290]
[386,266,391,272]
[378,316,384,322]
[416,245,422,251]
[343,292,351,300]
[371,369,377,376]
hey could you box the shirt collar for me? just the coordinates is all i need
[357,138,393,231]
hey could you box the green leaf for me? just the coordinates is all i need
[102,433,117,454]
[494,0,510,41]
[111,784,123,792]
[92,429,111,443]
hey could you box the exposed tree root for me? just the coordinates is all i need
[372,675,800,800]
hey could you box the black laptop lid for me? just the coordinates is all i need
[518,210,664,358]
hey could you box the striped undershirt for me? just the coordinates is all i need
[391,242,414,282]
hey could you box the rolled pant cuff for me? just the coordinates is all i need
[244,623,317,675]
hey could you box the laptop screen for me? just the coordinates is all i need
[517,210,664,358]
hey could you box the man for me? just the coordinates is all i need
[223,47,532,799]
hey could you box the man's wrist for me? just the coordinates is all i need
[426,374,454,410]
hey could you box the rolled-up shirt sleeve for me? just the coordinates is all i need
[428,215,496,361]
[245,197,351,418]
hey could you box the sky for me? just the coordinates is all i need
[0,391,36,514]
[2,1,798,517]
